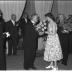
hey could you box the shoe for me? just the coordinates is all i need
[52,66,58,70]
[24,68,29,70]
[45,65,53,69]
[30,66,37,70]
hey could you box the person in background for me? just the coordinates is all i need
[19,13,29,49]
[57,14,69,66]
[67,15,72,54]
[44,13,63,70]
[0,9,10,70]
[6,14,18,56]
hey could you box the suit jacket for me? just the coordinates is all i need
[0,18,6,38]
[23,20,39,50]
[6,20,18,38]
[0,17,6,70]
[19,18,27,36]
[19,18,30,37]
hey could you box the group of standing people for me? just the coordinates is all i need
[0,10,19,70]
[0,9,71,70]
[19,12,62,70]
[20,12,72,70]
[57,14,72,66]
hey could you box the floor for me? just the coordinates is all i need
[6,50,72,70]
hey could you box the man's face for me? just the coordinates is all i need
[11,15,16,21]
[32,15,38,24]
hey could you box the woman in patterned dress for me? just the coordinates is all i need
[44,13,63,70]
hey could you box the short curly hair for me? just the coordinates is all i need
[45,12,55,22]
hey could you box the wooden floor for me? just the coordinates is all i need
[6,50,72,70]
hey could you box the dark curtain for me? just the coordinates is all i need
[21,0,36,19]
[51,0,58,19]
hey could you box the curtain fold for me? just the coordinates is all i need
[22,0,36,18]
[51,0,58,18]
[35,1,53,21]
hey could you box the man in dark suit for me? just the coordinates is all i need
[6,14,18,55]
[69,30,72,54]
[0,9,10,70]
[19,14,29,49]
[20,13,41,70]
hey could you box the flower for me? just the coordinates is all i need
[44,27,46,29]
[36,20,47,32]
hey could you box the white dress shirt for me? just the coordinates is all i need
[11,20,15,26]
[31,20,35,25]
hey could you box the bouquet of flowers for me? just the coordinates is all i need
[36,20,48,41]
[36,20,47,33]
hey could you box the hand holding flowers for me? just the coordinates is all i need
[36,20,47,35]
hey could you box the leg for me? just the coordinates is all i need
[0,39,6,70]
[12,37,17,55]
[61,35,69,65]
[52,61,58,70]
[54,61,57,67]
[62,43,69,65]
[62,52,68,65]
[8,38,12,55]
[24,49,31,69]
[24,46,37,69]
[45,61,53,69]
[3,38,6,69]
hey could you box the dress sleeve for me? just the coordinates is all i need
[48,22,57,35]
[53,22,57,34]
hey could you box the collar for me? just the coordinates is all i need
[25,18,27,23]
[11,20,15,24]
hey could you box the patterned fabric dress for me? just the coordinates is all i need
[44,21,63,62]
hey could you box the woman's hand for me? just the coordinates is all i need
[39,32,44,35]
[45,31,48,34]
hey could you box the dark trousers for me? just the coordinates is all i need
[0,38,6,70]
[8,37,17,55]
[24,41,37,69]
[60,34,69,64]
[69,33,72,54]
[24,49,36,69]
[3,38,6,70]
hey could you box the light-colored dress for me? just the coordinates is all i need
[44,21,63,62]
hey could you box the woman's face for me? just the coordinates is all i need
[59,15,64,22]
[45,16,52,23]
[33,16,38,23]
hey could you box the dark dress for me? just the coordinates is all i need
[23,20,39,69]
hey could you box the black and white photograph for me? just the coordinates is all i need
[0,0,72,71]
